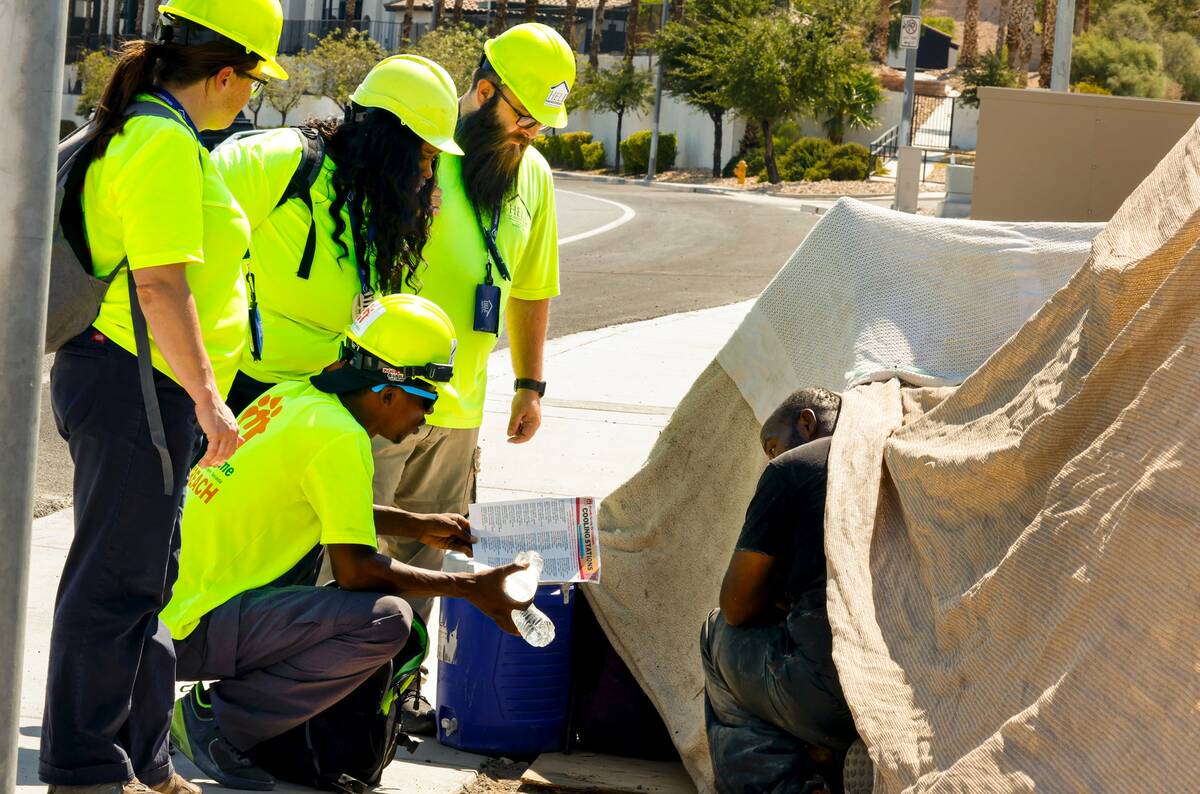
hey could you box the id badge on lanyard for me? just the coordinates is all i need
[474,204,510,335]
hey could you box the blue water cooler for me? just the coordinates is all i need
[436,584,575,757]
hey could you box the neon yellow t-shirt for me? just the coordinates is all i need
[210,128,375,384]
[398,149,560,429]
[84,94,250,397]
[161,380,377,640]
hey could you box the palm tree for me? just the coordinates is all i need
[454,0,464,24]
[83,0,96,50]
[402,0,415,42]
[563,0,579,49]
[344,0,357,33]
[1076,0,1091,32]
[589,0,608,68]
[494,0,509,35]
[995,0,1010,55]
[135,0,146,36]
[1008,0,1034,72]
[869,0,891,63]
[960,0,980,67]
[816,67,883,144]
[624,0,641,62]
[100,0,110,48]
[1038,0,1055,87]
[527,0,539,23]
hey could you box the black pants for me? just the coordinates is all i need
[701,606,858,794]
[225,370,276,417]
[40,330,198,786]
[175,586,413,750]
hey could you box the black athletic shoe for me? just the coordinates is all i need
[399,687,436,736]
[170,684,275,791]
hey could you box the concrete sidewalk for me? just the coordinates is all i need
[14,301,751,793]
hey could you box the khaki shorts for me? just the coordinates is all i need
[370,425,481,622]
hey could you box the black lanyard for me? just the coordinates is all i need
[474,203,511,286]
[346,193,375,297]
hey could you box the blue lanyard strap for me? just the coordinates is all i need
[150,90,201,140]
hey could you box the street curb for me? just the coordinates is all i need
[550,170,944,205]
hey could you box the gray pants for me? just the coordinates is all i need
[174,586,413,751]
[701,607,858,794]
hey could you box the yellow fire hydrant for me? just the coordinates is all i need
[734,160,748,186]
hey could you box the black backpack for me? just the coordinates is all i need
[246,614,429,793]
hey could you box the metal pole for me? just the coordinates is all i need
[897,0,920,148]
[1050,0,1076,92]
[0,1,67,788]
[644,0,670,182]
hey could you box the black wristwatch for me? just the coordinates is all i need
[514,378,546,397]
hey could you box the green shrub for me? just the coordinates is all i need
[619,130,678,174]
[1072,81,1112,94]
[923,16,956,37]
[803,165,831,182]
[580,141,607,170]
[960,50,1023,108]
[1072,30,1165,98]
[1162,31,1200,101]
[532,131,596,169]
[777,137,833,181]
[826,156,868,181]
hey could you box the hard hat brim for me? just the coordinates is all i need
[428,134,465,157]
[157,4,289,80]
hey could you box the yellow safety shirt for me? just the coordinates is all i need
[161,380,377,640]
[84,93,250,397]
[211,128,376,384]
[398,149,560,429]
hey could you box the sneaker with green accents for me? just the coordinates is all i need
[170,684,275,791]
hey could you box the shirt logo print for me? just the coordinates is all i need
[241,395,284,442]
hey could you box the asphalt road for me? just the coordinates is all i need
[34,181,822,516]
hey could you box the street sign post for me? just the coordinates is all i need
[900,15,921,49]
[646,0,671,181]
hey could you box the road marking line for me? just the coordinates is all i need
[556,189,636,246]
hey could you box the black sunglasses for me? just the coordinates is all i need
[496,88,546,132]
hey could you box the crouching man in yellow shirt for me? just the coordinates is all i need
[160,295,531,790]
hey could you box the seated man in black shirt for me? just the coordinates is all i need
[701,388,858,793]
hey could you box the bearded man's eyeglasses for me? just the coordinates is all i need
[497,88,547,132]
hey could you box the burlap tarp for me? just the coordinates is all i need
[588,124,1200,792]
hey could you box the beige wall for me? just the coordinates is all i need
[973,87,1200,222]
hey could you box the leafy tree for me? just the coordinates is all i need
[409,23,487,94]
[307,28,387,107]
[1072,29,1165,97]
[959,50,1022,108]
[1162,30,1200,101]
[577,62,654,172]
[266,54,311,127]
[1145,0,1200,36]
[815,65,882,144]
[1097,1,1157,42]
[76,49,117,117]
[715,3,859,183]
[657,0,738,176]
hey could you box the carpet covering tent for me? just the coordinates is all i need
[585,122,1200,791]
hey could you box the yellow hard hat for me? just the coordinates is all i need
[350,55,464,155]
[483,23,577,129]
[328,294,459,404]
[158,0,288,80]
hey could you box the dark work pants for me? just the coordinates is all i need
[224,370,275,417]
[701,606,858,794]
[40,331,199,786]
[175,586,414,751]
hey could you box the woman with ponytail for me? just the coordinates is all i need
[208,54,464,416]
[41,3,286,794]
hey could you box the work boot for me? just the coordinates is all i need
[147,773,203,794]
[170,683,275,791]
[47,781,154,794]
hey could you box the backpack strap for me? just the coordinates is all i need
[277,126,326,281]
[122,99,206,496]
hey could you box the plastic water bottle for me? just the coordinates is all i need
[503,551,556,648]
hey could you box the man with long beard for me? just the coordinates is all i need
[372,23,576,732]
